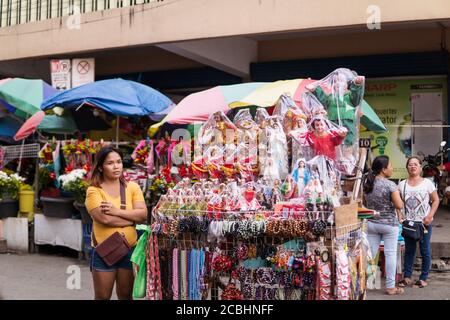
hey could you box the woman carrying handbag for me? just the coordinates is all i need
[363,155,405,295]
[85,146,147,300]
[398,156,439,289]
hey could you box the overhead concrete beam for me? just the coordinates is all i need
[1,0,450,61]
[157,37,257,78]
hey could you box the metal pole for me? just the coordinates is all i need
[17,139,25,173]
[116,115,119,148]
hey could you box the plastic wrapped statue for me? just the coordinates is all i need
[301,91,328,122]
[291,158,310,197]
[198,111,236,147]
[234,109,259,151]
[257,108,289,181]
[305,68,364,146]
[191,145,224,180]
[271,179,283,206]
[305,68,364,175]
[234,143,258,182]
[273,94,308,135]
[261,155,280,185]
[238,184,261,211]
[307,155,341,208]
[233,110,259,177]
[294,115,347,161]
[256,108,271,172]
[280,174,296,200]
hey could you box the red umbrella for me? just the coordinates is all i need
[14,111,45,141]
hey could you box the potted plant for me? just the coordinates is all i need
[39,167,82,219]
[59,169,91,224]
[0,171,25,219]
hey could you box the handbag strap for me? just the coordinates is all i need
[402,180,409,217]
[120,181,126,210]
[92,182,127,247]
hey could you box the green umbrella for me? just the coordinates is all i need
[0,78,57,118]
[361,100,387,132]
[38,113,78,134]
[0,78,79,135]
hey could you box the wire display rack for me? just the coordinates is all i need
[152,213,366,301]
[1,143,40,162]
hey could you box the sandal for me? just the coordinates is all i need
[414,280,428,288]
[386,287,404,295]
[398,278,413,287]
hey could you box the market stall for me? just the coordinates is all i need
[140,68,381,300]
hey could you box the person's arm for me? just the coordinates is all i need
[85,186,134,227]
[349,76,364,107]
[101,183,148,223]
[101,201,147,223]
[423,190,439,225]
[391,190,404,210]
[312,86,330,107]
[89,206,135,227]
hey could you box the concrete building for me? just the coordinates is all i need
[1,0,450,176]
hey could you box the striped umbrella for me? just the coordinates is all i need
[0,78,78,138]
[148,82,267,136]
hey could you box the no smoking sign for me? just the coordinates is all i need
[77,60,90,75]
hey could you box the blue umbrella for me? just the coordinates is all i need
[41,78,174,117]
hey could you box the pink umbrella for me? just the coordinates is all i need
[14,111,45,141]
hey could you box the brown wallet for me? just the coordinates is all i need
[92,182,131,267]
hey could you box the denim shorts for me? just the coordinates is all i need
[90,246,135,272]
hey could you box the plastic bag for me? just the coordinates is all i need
[256,108,289,181]
[306,155,341,208]
[130,224,151,299]
[304,68,364,175]
[273,94,308,135]
[292,115,347,162]
[197,111,236,147]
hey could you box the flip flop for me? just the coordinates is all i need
[398,278,413,287]
[386,287,404,295]
[414,280,428,288]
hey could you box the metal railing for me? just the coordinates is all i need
[0,0,163,28]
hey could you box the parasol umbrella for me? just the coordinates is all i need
[232,78,386,133]
[0,78,58,118]
[149,78,387,137]
[360,100,387,132]
[0,78,80,140]
[229,79,306,108]
[14,111,45,141]
[41,78,173,116]
[149,82,267,136]
[41,78,175,146]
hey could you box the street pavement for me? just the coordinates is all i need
[1,250,449,300]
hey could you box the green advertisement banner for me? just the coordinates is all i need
[361,77,447,179]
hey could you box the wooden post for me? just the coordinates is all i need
[351,147,367,204]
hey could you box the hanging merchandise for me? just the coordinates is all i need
[336,247,351,301]
[130,225,150,299]
[146,233,163,300]
[146,68,372,301]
